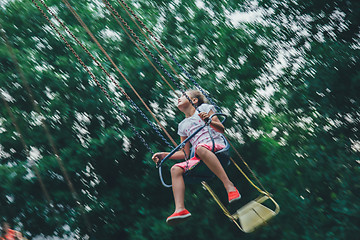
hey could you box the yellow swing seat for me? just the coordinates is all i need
[232,194,280,233]
[201,181,280,233]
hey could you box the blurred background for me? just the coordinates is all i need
[0,0,359,239]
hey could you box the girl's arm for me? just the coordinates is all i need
[198,109,225,133]
[152,136,190,163]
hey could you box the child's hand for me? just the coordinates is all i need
[198,112,210,122]
[152,152,166,164]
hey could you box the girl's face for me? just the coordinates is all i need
[177,92,193,109]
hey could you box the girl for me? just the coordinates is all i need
[152,90,240,226]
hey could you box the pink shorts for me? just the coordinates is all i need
[174,143,225,172]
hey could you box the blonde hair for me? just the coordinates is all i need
[187,89,208,107]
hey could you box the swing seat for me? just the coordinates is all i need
[231,194,280,233]
[184,136,230,184]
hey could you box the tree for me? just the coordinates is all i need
[1,0,359,239]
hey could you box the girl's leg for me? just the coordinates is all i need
[170,165,186,212]
[196,146,236,193]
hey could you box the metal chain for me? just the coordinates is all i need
[102,0,198,111]
[33,0,154,155]
[116,0,188,89]
[61,0,177,148]
[128,98,173,148]
[118,0,219,112]
[37,0,175,151]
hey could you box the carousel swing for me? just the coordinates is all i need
[157,114,280,232]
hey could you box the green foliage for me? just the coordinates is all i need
[0,0,359,239]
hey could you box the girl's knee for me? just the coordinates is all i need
[171,165,184,176]
[196,146,209,157]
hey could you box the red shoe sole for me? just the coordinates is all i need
[229,194,241,203]
[166,213,191,226]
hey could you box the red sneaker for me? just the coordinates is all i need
[166,209,191,226]
[228,188,241,203]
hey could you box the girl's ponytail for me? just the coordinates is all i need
[188,89,208,106]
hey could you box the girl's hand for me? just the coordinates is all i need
[152,152,166,164]
[198,112,210,122]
